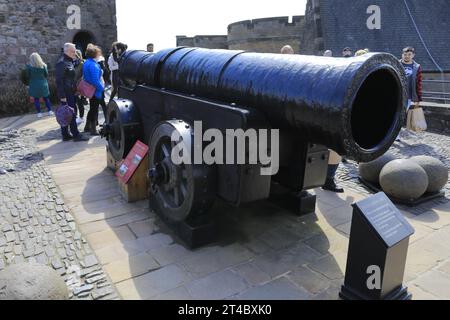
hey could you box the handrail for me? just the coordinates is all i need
[423,91,450,96]
[423,79,450,84]
[422,78,449,104]
[422,97,449,102]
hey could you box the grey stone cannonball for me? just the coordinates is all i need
[379,159,429,200]
[0,263,68,300]
[409,156,448,193]
[359,152,397,184]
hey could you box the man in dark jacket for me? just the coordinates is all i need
[396,47,423,141]
[55,43,88,142]
[400,47,423,110]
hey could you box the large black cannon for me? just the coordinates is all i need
[103,47,406,245]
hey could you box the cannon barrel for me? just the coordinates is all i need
[119,47,406,162]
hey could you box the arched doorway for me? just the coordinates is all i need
[73,31,95,57]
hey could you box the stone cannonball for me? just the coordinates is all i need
[359,152,397,184]
[379,159,429,200]
[410,156,449,193]
[0,263,68,300]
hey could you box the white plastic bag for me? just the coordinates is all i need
[328,150,342,165]
[407,108,427,132]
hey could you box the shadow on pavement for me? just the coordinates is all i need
[78,164,345,300]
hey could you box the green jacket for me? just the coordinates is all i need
[27,64,50,98]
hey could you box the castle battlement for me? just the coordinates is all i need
[228,16,304,32]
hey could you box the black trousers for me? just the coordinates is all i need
[87,93,107,125]
[74,95,85,118]
[110,70,120,100]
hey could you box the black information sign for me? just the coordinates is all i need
[355,192,414,247]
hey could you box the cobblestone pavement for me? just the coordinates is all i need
[0,128,118,300]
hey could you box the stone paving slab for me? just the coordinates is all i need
[115,264,192,300]
[186,269,249,300]
[1,114,449,300]
[231,277,311,300]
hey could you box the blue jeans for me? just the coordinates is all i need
[34,97,52,113]
[60,93,80,139]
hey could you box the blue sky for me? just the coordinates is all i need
[116,0,306,51]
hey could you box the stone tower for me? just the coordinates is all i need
[0,0,117,81]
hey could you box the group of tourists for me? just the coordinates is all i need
[23,41,128,142]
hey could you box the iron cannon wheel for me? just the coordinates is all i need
[148,121,216,223]
[107,107,123,159]
[105,99,142,162]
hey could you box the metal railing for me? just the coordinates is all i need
[422,79,450,104]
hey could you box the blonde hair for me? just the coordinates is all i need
[75,49,83,60]
[85,43,100,59]
[29,53,46,69]
[355,49,369,57]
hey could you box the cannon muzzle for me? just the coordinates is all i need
[119,48,406,162]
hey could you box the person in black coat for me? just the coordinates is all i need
[55,43,88,142]
[108,42,128,100]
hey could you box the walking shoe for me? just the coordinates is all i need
[37,113,43,118]
[322,178,344,193]
[48,111,54,116]
[73,134,89,142]
[62,135,73,142]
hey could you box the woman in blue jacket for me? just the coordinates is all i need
[82,44,105,135]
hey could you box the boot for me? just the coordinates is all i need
[322,178,344,193]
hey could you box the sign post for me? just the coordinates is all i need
[340,192,414,300]
[116,140,149,203]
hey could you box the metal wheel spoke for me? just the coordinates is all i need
[173,188,180,206]
[180,183,188,197]
[161,143,170,158]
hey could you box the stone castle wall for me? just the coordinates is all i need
[176,16,305,54]
[0,0,117,81]
[176,35,228,49]
[227,16,304,53]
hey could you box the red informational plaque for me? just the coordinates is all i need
[116,140,149,184]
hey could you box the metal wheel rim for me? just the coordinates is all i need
[152,136,190,209]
